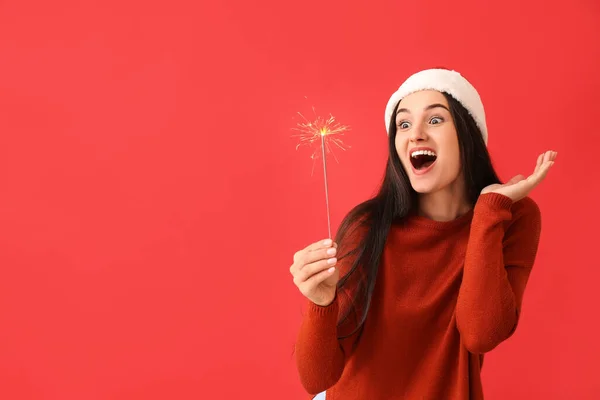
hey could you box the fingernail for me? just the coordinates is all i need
[323,239,332,246]
[327,248,336,256]
[327,267,335,273]
[327,258,337,265]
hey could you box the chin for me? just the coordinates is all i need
[410,180,437,194]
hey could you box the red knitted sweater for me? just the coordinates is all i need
[295,193,541,399]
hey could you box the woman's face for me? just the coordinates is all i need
[394,90,463,194]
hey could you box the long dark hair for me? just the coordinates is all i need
[334,92,501,343]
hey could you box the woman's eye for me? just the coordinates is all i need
[430,117,443,125]
[398,121,410,129]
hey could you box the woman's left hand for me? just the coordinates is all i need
[481,150,557,202]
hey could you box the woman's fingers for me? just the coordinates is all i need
[298,267,337,297]
[534,153,544,174]
[534,150,557,174]
[526,157,555,188]
[293,238,333,264]
[290,238,337,276]
[295,257,337,284]
[303,246,336,267]
[295,242,336,269]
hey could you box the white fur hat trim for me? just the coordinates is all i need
[384,69,488,145]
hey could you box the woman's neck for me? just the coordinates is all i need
[417,180,472,222]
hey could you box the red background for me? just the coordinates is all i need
[0,0,599,399]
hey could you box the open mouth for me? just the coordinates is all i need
[410,149,437,171]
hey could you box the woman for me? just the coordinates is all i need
[289,68,556,399]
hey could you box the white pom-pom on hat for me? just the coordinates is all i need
[384,69,488,145]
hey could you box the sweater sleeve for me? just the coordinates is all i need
[294,298,346,395]
[294,225,365,395]
[455,192,542,354]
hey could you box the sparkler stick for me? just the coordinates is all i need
[292,105,350,239]
[320,132,332,239]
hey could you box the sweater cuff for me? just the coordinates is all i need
[306,295,339,319]
[477,192,514,211]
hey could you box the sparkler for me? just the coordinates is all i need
[292,104,350,239]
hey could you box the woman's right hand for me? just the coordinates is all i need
[290,238,339,307]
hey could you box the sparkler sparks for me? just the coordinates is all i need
[292,107,350,175]
[292,103,351,239]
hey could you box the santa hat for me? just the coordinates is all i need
[384,69,488,144]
